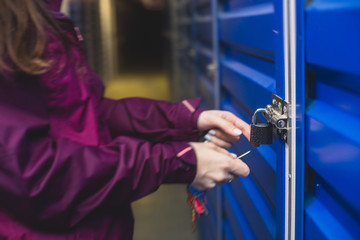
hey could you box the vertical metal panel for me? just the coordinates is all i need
[190,0,224,234]
[170,0,197,101]
[304,0,360,239]
[99,0,118,83]
[192,0,216,109]
[62,0,118,83]
[294,0,305,239]
[283,0,304,238]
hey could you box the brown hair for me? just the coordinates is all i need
[0,0,65,75]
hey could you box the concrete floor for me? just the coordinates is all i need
[104,72,197,240]
[104,72,170,101]
[132,185,197,240]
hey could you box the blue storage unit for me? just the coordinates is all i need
[192,0,222,239]
[304,1,360,239]
[219,1,287,239]
[170,0,360,239]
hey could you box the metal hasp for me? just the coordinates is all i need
[263,94,289,142]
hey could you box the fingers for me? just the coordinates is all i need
[204,142,234,157]
[210,115,243,138]
[198,110,252,144]
[221,149,251,177]
[211,144,250,177]
[204,143,250,177]
[190,142,250,191]
[227,173,236,183]
[207,171,236,185]
[206,111,251,141]
[204,134,232,149]
[220,112,251,141]
[208,129,240,143]
[191,179,216,191]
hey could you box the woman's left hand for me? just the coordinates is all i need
[197,110,251,149]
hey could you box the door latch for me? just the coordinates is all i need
[262,94,289,142]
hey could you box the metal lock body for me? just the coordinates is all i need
[263,94,289,142]
[250,108,273,145]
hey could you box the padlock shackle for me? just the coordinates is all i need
[252,108,266,124]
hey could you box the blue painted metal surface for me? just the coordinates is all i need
[172,0,360,238]
[197,189,217,240]
[304,1,360,239]
[295,0,305,239]
[193,0,287,238]
[191,0,220,239]
[219,0,286,239]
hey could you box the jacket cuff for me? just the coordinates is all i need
[176,98,205,133]
[164,142,197,184]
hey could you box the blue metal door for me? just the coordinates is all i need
[193,0,290,239]
[171,0,360,239]
[218,1,287,239]
[194,0,302,238]
[304,1,360,239]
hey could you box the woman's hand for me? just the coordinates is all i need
[197,110,251,149]
[189,142,250,190]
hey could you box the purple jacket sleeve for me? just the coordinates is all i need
[0,25,199,230]
[101,97,204,142]
[0,98,197,230]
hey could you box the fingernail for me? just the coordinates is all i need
[204,134,211,141]
[208,129,216,136]
[230,153,237,158]
[233,128,242,135]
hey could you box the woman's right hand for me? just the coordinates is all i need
[189,142,250,191]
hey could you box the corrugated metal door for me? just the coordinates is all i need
[194,0,290,239]
[171,0,360,239]
[304,1,360,239]
[218,1,287,239]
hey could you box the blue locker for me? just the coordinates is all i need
[304,1,360,239]
[171,0,360,239]
[219,0,286,239]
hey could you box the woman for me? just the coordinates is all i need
[0,0,251,239]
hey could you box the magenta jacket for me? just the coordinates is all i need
[0,1,202,239]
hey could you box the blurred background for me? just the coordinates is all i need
[61,0,196,239]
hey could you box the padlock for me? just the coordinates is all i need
[250,108,273,145]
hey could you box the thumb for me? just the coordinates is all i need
[209,142,235,157]
[231,159,250,177]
